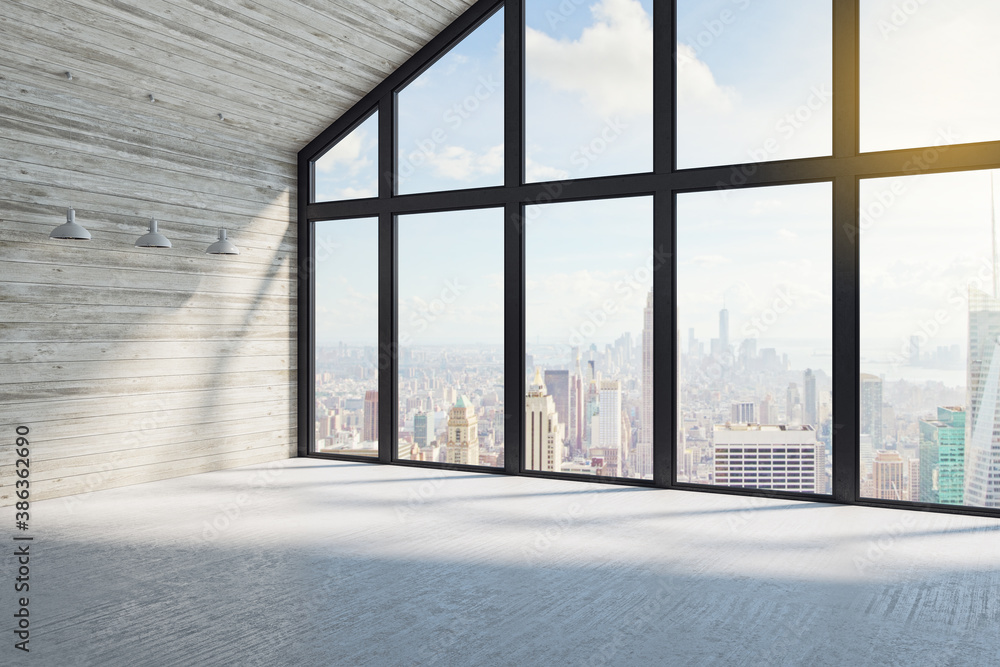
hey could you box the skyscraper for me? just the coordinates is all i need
[872,450,905,501]
[966,290,1000,508]
[638,289,654,478]
[859,374,883,453]
[363,390,378,443]
[919,406,965,505]
[803,369,817,428]
[414,411,435,449]
[786,383,801,425]
[730,401,756,424]
[591,379,622,476]
[569,351,584,454]
[759,394,778,425]
[544,369,570,445]
[526,369,565,472]
[719,305,729,356]
[445,395,479,466]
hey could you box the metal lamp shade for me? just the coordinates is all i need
[135,218,172,248]
[50,208,91,240]
[206,228,240,255]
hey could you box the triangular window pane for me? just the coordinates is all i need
[312,111,378,202]
[396,9,504,194]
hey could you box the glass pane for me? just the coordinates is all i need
[397,9,504,194]
[397,209,504,466]
[861,0,1000,153]
[314,218,379,456]
[525,0,653,182]
[677,183,833,494]
[676,0,832,169]
[525,197,653,478]
[312,112,378,202]
[860,168,1000,508]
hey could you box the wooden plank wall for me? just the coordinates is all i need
[0,0,471,505]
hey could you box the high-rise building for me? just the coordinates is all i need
[966,288,1000,508]
[569,351,584,454]
[544,369,570,444]
[590,379,622,476]
[786,383,801,425]
[872,450,905,501]
[526,369,565,472]
[445,395,479,466]
[638,289,654,479]
[713,424,820,493]
[719,305,729,356]
[759,394,778,425]
[803,369,817,428]
[919,406,965,505]
[363,390,378,443]
[908,457,920,502]
[859,374,883,453]
[414,411,435,449]
[730,401,756,424]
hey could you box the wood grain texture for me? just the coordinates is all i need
[1,0,477,505]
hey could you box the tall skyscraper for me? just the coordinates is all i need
[363,390,378,443]
[591,380,622,476]
[803,369,817,428]
[713,424,820,493]
[638,289,654,479]
[965,280,1000,507]
[526,369,565,472]
[544,369,570,445]
[569,351,584,454]
[872,450,905,501]
[445,395,479,466]
[859,374,883,453]
[719,305,730,355]
[759,394,778,425]
[919,406,965,505]
[414,411,435,449]
[786,383,801,425]
[730,401,756,424]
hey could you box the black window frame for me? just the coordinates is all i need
[297,0,1000,518]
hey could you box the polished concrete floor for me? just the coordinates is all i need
[6,458,1000,666]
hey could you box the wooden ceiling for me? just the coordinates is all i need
[2,0,478,153]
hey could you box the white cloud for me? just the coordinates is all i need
[424,144,504,181]
[336,186,375,199]
[526,158,569,182]
[526,0,653,117]
[675,43,738,117]
[315,129,369,173]
[690,254,732,268]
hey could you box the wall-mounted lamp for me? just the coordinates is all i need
[205,228,240,255]
[50,207,91,240]
[135,218,171,248]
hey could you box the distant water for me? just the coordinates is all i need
[861,362,965,388]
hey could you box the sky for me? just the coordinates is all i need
[311,0,1000,364]
[860,168,1000,374]
[526,196,653,346]
[314,218,378,347]
[677,182,833,374]
[398,208,505,345]
[859,0,1000,152]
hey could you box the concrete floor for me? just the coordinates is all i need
[5,459,1000,666]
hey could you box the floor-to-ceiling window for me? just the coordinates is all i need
[300,0,1000,517]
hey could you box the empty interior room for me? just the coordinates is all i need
[4,1,1000,665]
